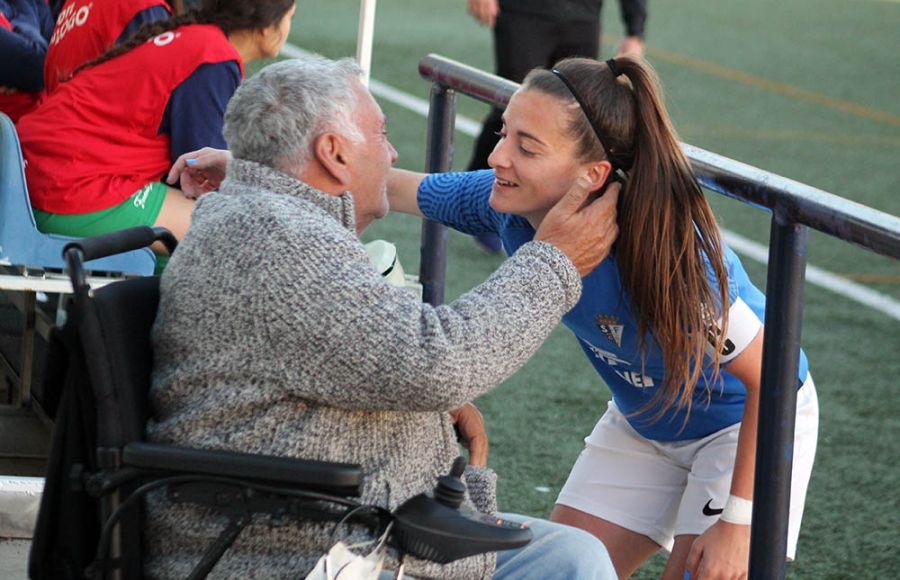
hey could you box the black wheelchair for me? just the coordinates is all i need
[28,226,531,579]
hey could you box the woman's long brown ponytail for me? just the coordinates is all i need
[524,56,731,426]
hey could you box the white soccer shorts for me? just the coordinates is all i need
[556,376,818,559]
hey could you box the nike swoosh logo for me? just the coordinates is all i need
[703,499,724,516]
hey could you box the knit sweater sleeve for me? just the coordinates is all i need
[258,207,582,412]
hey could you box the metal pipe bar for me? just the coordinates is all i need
[418,54,900,260]
[419,83,456,306]
[13,291,36,407]
[685,143,900,259]
[749,211,809,578]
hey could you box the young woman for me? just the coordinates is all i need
[387,56,818,579]
[17,0,295,248]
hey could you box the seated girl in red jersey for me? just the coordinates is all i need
[0,0,54,122]
[44,0,172,95]
[17,0,296,251]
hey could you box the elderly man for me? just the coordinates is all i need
[147,56,619,579]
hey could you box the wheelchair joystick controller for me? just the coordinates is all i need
[390,456,533,564]
[433,456,466,508]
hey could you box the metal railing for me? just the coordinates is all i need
[416,53,900,579]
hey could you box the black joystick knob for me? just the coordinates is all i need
[434,456,466,508]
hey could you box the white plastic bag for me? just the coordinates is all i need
[305,523,405,580]
[304,540,385,580]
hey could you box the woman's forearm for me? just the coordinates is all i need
[725,328,765,500]
[387,168,426,217]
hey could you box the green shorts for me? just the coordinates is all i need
[33,182,170,272]
[33,182,168,238]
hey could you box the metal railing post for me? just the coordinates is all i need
[749,208,809,579]
[419,82,456,306]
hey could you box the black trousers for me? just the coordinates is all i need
[468,11,601,170]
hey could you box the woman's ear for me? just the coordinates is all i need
[313,133,352,187]
[255,26,270,47]
[257,24,282,55]
[585,160,614,192]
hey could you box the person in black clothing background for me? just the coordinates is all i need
[466,0,647,252]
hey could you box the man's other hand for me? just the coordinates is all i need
[450,402,489,467]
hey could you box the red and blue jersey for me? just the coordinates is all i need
[19,24,243,214]
[44,0,171,94]
[418,169,809,441]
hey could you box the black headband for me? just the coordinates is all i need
[550,65,623,170]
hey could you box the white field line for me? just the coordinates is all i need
[280,42,900,322]
[722,231,900,321]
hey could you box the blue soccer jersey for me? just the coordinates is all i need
[418,169,809,441]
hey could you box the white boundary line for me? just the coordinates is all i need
[722,231,900,321]
[280,43,483,136]
[280,42,900,322]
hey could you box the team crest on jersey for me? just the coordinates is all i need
[595,315,624,347]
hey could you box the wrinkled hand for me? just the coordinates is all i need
[534,177,619,277]
[685,519,750,580]
[467,0,499,27]
[616,36,645,57]
[166,147,232,199]
[450,402,488,467]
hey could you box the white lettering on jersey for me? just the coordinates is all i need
[584,342,629,367]
[613,369,655,388]
[152,31,178,47]
[51,2,93,46]
[583,339,655,388]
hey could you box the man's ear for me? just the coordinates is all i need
[314,132,352,187]
[585,161,614,192]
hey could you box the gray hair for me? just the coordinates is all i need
[223,56,364,174]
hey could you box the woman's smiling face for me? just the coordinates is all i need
[487,88,605,226]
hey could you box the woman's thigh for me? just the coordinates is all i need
[556,404,690,550]
[552,403,696,576]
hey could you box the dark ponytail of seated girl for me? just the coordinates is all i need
[68,0,295,79]
[525,56,731,427]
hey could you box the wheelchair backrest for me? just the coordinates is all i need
[87,276,161,446]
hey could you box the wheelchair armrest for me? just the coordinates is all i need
[122,442,362,497]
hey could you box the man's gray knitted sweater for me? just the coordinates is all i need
[144,160,583,578]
